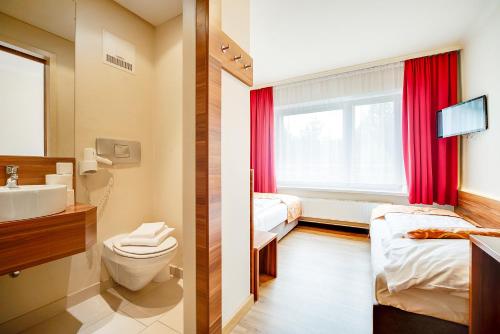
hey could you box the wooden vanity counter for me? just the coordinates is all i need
[0,204,96,276]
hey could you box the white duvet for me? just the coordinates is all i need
[253,198,287,232]
[379,213,474,294]
[254,198,281,214]
[383,238,470,293]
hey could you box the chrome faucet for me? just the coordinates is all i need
[6,165,19,188]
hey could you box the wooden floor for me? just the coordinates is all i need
[232,225,372,334]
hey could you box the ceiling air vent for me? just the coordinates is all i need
[102,30,135,74]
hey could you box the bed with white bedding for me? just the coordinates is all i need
[253,194,302,239]
[370,208,472,334]
[254,198,288,232]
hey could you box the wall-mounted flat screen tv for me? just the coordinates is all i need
[437,95,488,138]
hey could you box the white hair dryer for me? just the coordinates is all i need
[79,147,113,175]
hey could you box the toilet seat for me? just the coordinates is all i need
[104,235,178,259]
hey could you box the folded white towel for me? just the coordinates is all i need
[117,227,175,247]
[129,222,166,239]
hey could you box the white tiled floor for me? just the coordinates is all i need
[22,278,183,334]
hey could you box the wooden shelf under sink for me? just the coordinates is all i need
[0,203,97,276]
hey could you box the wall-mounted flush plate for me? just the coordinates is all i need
[96,138,141,164]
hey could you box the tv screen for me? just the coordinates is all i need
[437,95,487,138]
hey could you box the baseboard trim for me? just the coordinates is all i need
[66,281,101,308]
[99,278,115,293]
[222,294,254,334]
[0,281,101,334]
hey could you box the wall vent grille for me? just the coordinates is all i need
[102,30,135,74]
[105,54,133,72]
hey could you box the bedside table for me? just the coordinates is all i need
[470,236,500,334]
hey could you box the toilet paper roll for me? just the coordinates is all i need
[56,162,73,175]
[67,189,75,207]
[45,174,73,190]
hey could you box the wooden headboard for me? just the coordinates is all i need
[456,191,500,228]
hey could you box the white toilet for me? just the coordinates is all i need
[103,233,178,291]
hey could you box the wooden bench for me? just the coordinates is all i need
[253,230,278,301]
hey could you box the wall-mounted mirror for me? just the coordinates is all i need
[0,0,75,157]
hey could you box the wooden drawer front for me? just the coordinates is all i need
[0,213,86,275]
[470,240,500,333]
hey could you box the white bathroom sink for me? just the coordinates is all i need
[0,185,67,222]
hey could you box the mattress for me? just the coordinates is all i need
[254,199,287,232]
[370,218,469,325]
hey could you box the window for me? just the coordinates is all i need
[0,46,45,156]
[274,63,405,193]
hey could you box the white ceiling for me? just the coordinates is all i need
[251,0,498,85]
[113,0,182,26]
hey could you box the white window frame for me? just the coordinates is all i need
[0,44,47,156]
[275,92,406,194]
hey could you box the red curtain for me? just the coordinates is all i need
[402,51,458,206]
[250,87,276,193]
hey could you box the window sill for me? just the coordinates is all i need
[277,186,408,197]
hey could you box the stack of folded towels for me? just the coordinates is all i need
[115,222,175,247]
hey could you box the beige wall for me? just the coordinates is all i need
[1,0,186,327]
[152,14,184,266]
[0,12,75,157]
[181,0,197,332]
[460,3,500,200]
[0,13,77,326]
[0,0,75,42]
[220,0,252,325]
[74,0,155,290]
[222,0,250,53]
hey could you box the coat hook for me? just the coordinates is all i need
[221,44,229,53]
[233,55,242,62]
[243,64,252,70]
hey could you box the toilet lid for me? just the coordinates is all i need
[113,236,178,259]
